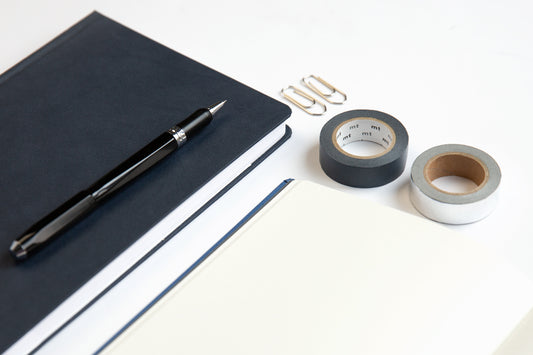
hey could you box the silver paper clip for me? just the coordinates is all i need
[302,75,347,104]
[281,86,327,116]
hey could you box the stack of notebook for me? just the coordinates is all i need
[0,12,291,353]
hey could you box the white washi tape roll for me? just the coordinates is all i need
[409,144,501,224]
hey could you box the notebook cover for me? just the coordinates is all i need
[99,180,533,355]
[0,11,291,352]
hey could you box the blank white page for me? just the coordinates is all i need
[102,180,533,355]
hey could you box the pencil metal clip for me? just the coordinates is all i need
[281,86,327,116]
[301,75,347,104]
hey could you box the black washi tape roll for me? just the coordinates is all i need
[319,110,409,187]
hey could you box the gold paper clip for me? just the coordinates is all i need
[301,75,347,104]
[281,86,327,116]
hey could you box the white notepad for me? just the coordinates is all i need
[101,180,533,355]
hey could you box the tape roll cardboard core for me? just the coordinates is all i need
[424,153,488,194]
[333,118,396,159]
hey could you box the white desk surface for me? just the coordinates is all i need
[1,0,532,353]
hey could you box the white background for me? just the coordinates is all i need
[1,0,532,353]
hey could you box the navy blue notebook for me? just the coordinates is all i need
[0,12,291,352]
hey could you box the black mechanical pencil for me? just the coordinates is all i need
[10,100,226,261]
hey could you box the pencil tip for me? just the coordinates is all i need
[10,240,27,260]
[208,100,227,117]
